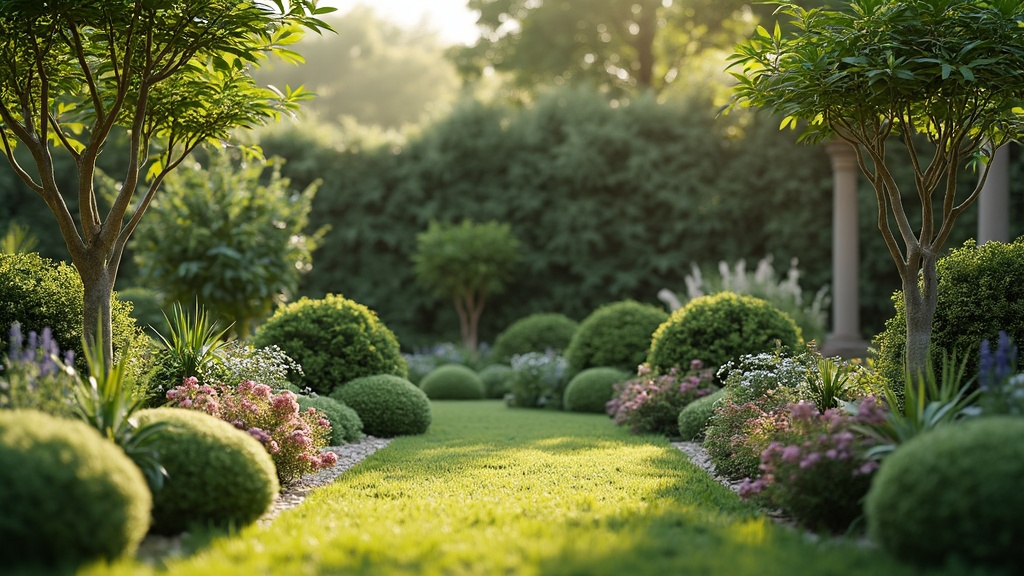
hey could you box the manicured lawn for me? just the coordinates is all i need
[95,401,973,575]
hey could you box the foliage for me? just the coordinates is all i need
[297,394,364,445]
[607,362,717,436]
[866,416,1024,569]
[206,341,305,393]
[252,294,407,396]
[0,324,77,417]
[508,351,570,409]
[116,287,165,331]
[977,332,1024,415]
[133,148,324,338]
[804,355,858,411]
[330,375,432,437]
[0,410,151,570]
[492,313,579,363]
[478,364,515,399]
[166,378,336,485]
[564,300,669,375]
[419,364,486,401]
[677,388,727,441]
[563,367,632,414]
[136,407,279,535]
[148,302,232,405]
[648,292,803,374]
[413,219,522,352]
[0,221,38,254]
[402,342,492,385]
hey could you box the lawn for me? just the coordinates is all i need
[93,401,971,575]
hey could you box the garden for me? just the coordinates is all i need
[2,0,1024,575]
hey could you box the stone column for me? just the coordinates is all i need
[978,145,1010,245]
[822,140,868,358]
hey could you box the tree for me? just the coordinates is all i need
[412,219,521,353]
[728,0,1024,375]
[131,148,324,338]
[0,1,334,365]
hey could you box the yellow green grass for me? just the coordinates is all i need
[92,401,977,575]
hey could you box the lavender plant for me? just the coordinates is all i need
[0,323,77,417]
[978,332,1024,415]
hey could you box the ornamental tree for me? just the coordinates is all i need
[0,1,334,365]
[728,0,1024,376]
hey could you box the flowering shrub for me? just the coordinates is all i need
[704,386,801,480]
[205,342,304,392]
[606,362,716,435]
[739,398,886,533]
[167,378,336,484]
[509,351,569,408]
[1,323,77,417]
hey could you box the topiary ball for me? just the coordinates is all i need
[564,300,669,375]
[648,292,802,374]
[136,408,279,535]
[492,313,579,363]
[330,375,432,437]
[297,394,364,445]
[478,364,515,399]
[677,388,727,440]
[563,367,631,413]
[873,238,1024,388]
[866,417,1024,569]
[252,294,407,396]
[0,410,152,570]
[419,364,486,400]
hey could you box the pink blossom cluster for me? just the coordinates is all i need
[167,377,337,485]
[606,362,716,435]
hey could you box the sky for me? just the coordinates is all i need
[321,1,481,45]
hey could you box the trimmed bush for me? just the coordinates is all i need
[866,416,1024,569]
[873,238,1024,387]
[136,408,279,535]
[419,364,486,400]
[297,395,364,444]
[492,313,579,362]
[252,294,407,396]
[564,300,669,374]
[478,364,514,399]
[0,410,151,569]
[331,375,432,437]
[563,367,631,413]
[677,388,727,440]
[648,292,802,373]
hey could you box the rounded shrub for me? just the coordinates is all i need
[866,416,1024,569]
[297,394,364,445]
[331,375,432,437]
[873,238,1024,387]
[136,408,279,535]
[564,300,669,374]
[492,313,579,362]
[563,367,631,413]
[252,294,407,396]
[677,388,727,441]
[648,292,802,373]
[419,364,486,400]
[478,364,514,399]
[0,410,151,569]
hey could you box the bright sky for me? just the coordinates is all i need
[320,1,480,45]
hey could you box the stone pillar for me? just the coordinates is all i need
[978,145,1010,245]
[822,140,868,358]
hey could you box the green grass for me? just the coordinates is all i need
[89,401,984,575]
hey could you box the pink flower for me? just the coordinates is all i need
[780,445,801,463]
[799,452,821,469]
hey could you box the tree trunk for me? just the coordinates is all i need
[632,0,658,90]
[76,248,118,369]
[902,253,939,379]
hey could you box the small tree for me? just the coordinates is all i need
[728,0,1024,375]
[0,1,334,365]
[412,220,521,353]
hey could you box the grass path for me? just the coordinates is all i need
[96,401,960,575]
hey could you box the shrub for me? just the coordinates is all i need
[419,364,486,400]
[492,313,578,362]
[564,300,668,375]
[331,375,432,437]
[873,238,1024,387]
[403,342,484,385]
[166,378,337,485]
[607,363,717,435]
[136,408,279,535]
[866,416,1024,569]
[478,364,515,399]
[1,324,77,417]
[252,294,407,396]
[0,410,151,569]
[207,341,305,392]
[648,292,802,374]
[297,394,364,444]
[677,388,727,441]
[509,351,569,409]
[146,302,231,406]
[563,367,631,413]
